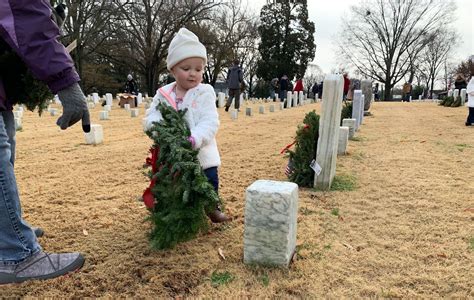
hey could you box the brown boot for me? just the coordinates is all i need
[208,208,231,223]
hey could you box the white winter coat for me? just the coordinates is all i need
[145,83,221,169]
[466,78,474,108]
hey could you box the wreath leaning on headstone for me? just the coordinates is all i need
[281,110,320,188]
[143,102,219,249]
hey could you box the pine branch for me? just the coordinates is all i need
[144,102,219,249]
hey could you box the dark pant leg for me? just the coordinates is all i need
[203,167,219,193]
[226,89,235,109]
[234,89,241,109]
[467,107,474,125]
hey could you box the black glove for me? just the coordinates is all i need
[56,82,91,132]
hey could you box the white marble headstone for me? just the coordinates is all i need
[244,180,298,267]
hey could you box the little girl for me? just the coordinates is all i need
[145,28,230,223]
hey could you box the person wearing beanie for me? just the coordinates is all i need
[145,28,230,223]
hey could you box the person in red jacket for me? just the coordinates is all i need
[343,73,350,100]
[293,78,304,93]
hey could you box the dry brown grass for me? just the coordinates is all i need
[1,100,473,297]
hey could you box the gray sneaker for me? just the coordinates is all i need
[0,251,84,284]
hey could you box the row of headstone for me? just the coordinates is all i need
[243,75,369,268]
[229,101,288,120]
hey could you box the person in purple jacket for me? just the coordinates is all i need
[0,1,90,284]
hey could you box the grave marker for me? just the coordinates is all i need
[99,111,109,120]
[461,88,467,106]
[244,180,298,267]
[130,108,139,117]
[338,126,349,155]
[218,92,225,108]
[14,118,22,131]
[105,93,113,106]
[246,107,253,116]
[259,105,265,114]
[85,124,103,145]
[352,90,362,130]
[92,93,100,104]
[453,89,459,98]
[342,118,356,139]
[314,74,344,190]
[361,79,373,112]
[287,91,292,108]
[137,93,143,105]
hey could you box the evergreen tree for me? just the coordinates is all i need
[256,0,316,81]
[144,103,219,249]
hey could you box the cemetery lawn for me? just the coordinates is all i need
[2,100,473,297]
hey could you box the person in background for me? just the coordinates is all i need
[311,82,319,100]
[0,0,89,284]
[454,74,467,91]
[465,73,474,126]
[318,81,324,100]
[343,73,350,100]
[293,78,304,94]
[225,59,243,112]
[402,81,412,102]
[124,74,138,107]
[269,77,279,101]
[373,83,380,101]
[124,74,138,95]
[279,75,289,107]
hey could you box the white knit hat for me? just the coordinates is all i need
[167,28,207,70]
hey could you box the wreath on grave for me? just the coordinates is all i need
[0,39,52,115]
[143,102,219,249]
[340,100,353,125]
[438,95,462,107]
[281,110,320,187]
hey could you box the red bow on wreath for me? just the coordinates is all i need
[280,124,310,154]
[142,146,160,209]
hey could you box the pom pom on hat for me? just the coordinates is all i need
[167,28,207,70]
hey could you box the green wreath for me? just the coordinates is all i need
[0,39,52,115]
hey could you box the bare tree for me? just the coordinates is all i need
[114,0,219,94]
[59,0,128,81]
[417,29,457,97]
[338,0,454,100]
[193,0,258,87]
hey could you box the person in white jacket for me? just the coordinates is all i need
[466,74,474,126]
[145,28,230,223]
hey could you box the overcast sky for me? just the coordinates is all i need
[250,0,473,74]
